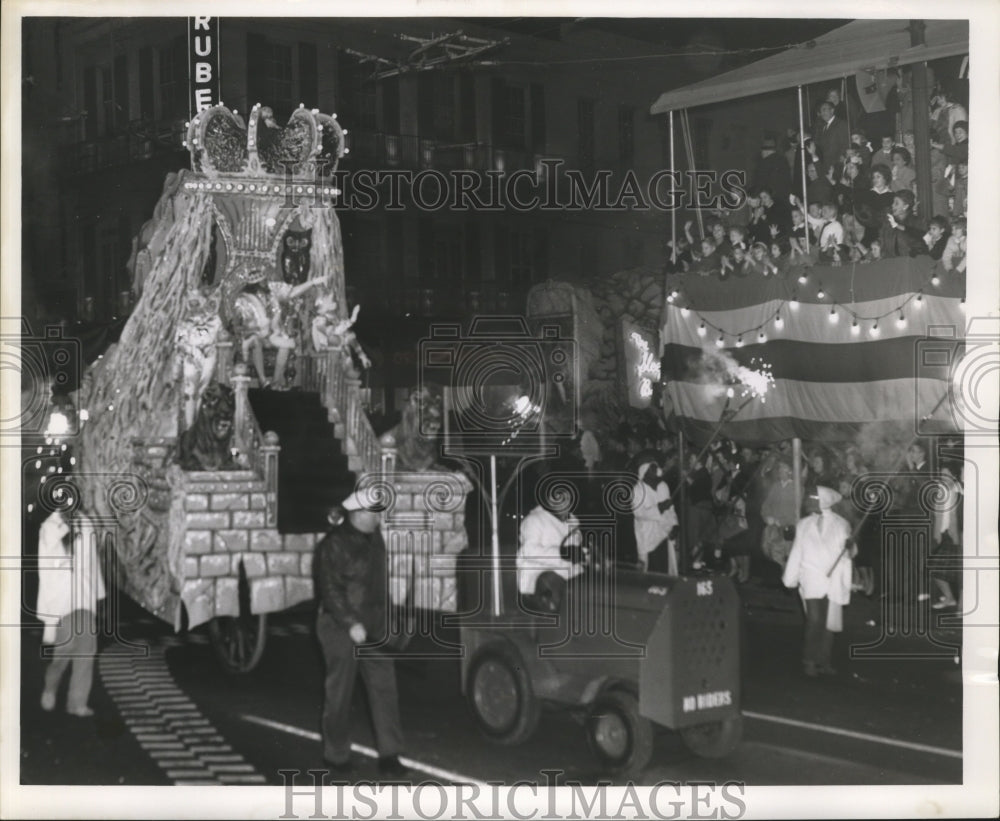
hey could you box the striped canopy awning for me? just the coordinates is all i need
[661,257,966,444]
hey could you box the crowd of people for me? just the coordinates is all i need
[561,417,963,613]
[666,81,969,277]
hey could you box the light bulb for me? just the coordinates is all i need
[869,321,881,338]
[959,298,966,312]
[758,331,767,343]
[680,307,691,317]
[789,299,799,310]
[828,307,838,324]
[931,275,941,287]
[896,313,907,329]
[716,335,725,348]
[798,274,808,285]
[736,336,744,347]
[697,323,707,337]
[667,294,675,303]
[851,320,860,336]
[915,293,924,308]
[774,314,784,330]
[817,286,826,299]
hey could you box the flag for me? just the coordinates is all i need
[660,257,965,444]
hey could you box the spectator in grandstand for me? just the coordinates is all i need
[880,191,925,257]
[826,87,862,133]
[871,135,896,171]
[942,120,968,167]
[818,203,845,263]
[941,217,966,272]
[890,147,917,194]
[727,224,748,253]
[708,219,732,258]
[804,163,833,213]
[792,134,822,196]
[759,188,791,237]
[690,237,722,277]
[930,85,968,146]
[867,164,895,211]
[741,242,776,277]
[850,130,873,167]
[834,158,868,215]
[769,238,792,277]
[814,101,851,179]
[745,193,771,245]
[952,161,968,219]
[922,216,951,261]
[753,135,793,205]
[788,207,809,258]
[665,234,693,274]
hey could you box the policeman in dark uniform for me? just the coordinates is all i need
[315,489,407,781]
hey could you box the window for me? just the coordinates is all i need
[504,86,526,149]
[337,52,377,131]
[342,216,382,286]
[101,66,113,136]
[159,39,185,120]
[578,98,595,169]
[263,41,294,119]
[433,76,456,141]
[618,105,635,165]
[139,47,154,121]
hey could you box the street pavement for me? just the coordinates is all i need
[19,577,963,787]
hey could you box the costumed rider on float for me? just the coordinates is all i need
[515,493,588,614]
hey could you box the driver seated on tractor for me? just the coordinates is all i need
[516,495,585,613]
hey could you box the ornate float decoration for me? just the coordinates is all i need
[73,104,471,671]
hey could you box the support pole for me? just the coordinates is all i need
[670,110,677,266]
[677,431,686,576]
[797,86,811,253]
[489,454,501,617]
[909,22,934,217]
[792,437,803,516]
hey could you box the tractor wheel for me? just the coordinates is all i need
[467,642,541,745]
[679,715,743,759]
[586,690,654,775]
[208,612,268,674]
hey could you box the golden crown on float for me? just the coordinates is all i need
[181,101,347,189]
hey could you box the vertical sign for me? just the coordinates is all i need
[188,17,220,117]
[620,318,661,409]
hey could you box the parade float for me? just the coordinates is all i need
[72,103,471,671]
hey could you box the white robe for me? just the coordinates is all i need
[516,507,583,594]
[782,509,852,631]
[632,478,678,570]
[36,512,106,644]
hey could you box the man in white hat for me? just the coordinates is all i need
[314,486,407,781]
[782,486,855,677]
[632,460,678,574]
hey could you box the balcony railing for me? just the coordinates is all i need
[60,120,187,176]
[343,131,548,174]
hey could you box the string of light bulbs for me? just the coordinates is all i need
[666,266,962,348]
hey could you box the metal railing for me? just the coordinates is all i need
[60,120,187,175]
